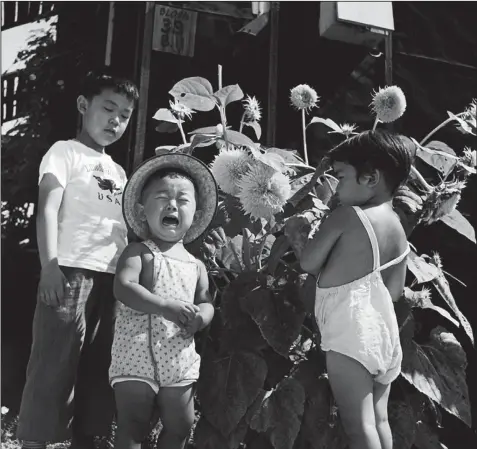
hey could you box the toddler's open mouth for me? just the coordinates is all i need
[162,216,179,227]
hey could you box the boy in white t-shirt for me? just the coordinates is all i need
[17,71,139,449]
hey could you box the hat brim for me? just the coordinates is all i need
[123,153,218,244]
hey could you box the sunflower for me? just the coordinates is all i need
[370,86,407,123]
[210,148,252,196]
[290,84,319,112]
[238,163,291,219]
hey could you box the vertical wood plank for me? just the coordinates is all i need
[132,2,155,171]
[266,2,280,147]
[385,31,394,131]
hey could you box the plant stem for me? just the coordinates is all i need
[302,109,309,165]
[239,112,246,133]
[177,120,187,145]
[372,116,379,131]
[218,64,223,90]
[410,165,433,193]
[420,112,464,146]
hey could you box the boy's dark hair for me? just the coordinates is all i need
[141,169,198,202]
[326,129,415,192]
[81,70,139,103]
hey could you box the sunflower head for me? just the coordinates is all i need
[243,95,262,122]
[169,99,195,121]
[210,148,253,196]
[290,84,319,112]
[370,86,407,123]
[237,163,291,220]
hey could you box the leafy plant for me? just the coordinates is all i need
[151,70,476,449]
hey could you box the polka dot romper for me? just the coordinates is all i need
[110,240,201,393]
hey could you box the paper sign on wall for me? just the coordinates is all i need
[152,5,198,57]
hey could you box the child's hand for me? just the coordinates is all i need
[161,300,200,327]
[181,313,204,339]
[37,262,70,307]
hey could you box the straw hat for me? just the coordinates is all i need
[123,153,218,244]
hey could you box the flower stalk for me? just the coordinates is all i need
[420,112,465,146]
[177,120,187,145]
[302,109,309,165]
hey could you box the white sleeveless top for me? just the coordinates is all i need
[315,206,409,384]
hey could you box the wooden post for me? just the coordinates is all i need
[384,30,393,131]
[105,2,115,66]
[385,30,393,86]
[266,2,280,147]
[132,2,155,171]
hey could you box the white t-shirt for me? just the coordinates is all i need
[39,139,128,273]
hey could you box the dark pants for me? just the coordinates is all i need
[17,267,117,443]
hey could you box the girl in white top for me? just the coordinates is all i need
[300,130,414,449]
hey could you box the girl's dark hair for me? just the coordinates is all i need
[326,129,415,192]
[81,70,139,103]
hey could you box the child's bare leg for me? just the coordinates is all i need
[326,351,381,449]
[114,381,156,449]
[373,382,392,449]
[156,384,195,449]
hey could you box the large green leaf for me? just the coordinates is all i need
[266,147,304,165]
[307,117,342,132]
[195,392,265,449]
[169,77,216,111]
[221,195,263,238]
[198,348,268,437]
[414,419,444,449]
[248,146,289,173]
[219,272,270,353]
[403,287,459,328]
[417,141,458,177]
[224,130,258,150]
[155,121,179,133]
[439,209,476,243]
[152,108,180,123]
[190,134,217,150]
[220,272,266,328]
[400,327,471,426]
[407,251,440,284]
[261,348,294,390]
[290,174,313,197]
[430,266,474,345]
[194,417,233,449]
[388,400,417,449]
[249,378,305,449]
[299,372,346,449]
[214,84,244,107]
[240,283,306,357]
[244,120,262,140]
[266,234,291,275]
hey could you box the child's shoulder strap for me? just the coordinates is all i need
[141,240,161,257]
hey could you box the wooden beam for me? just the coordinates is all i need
[132,2,155,171]
[266,2,279,147]
[157,1,254,20]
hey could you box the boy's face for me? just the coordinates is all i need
[141,176,198,243]
[332,161,374,206]
[78,88,134,147]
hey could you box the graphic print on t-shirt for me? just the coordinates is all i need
[93,175,123,205]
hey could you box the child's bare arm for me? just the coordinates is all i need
[183,261,215,338]
[114,243,198,323]
[36,174,69,306]
[194,260,215,329]
[300,206,350,276]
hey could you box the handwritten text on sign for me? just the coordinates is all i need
[152,6,198,57]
